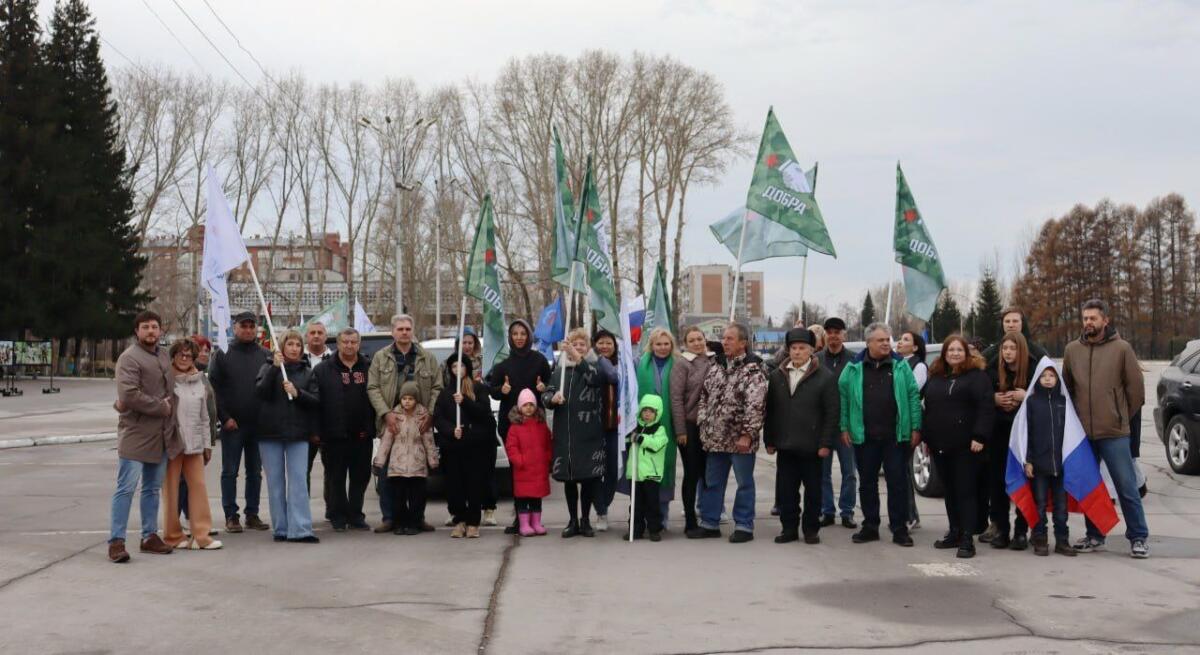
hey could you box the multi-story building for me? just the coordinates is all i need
[678,264,765,329]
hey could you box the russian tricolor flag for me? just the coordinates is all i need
[1006,357,1119,535]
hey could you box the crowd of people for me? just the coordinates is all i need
[106,298,1151,562]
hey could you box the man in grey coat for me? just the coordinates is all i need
[109,311,179,563]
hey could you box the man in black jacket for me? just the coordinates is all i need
[765,328,839,544]
[312,328,375,532]
[207,312,273,533]
[816,317,857,528]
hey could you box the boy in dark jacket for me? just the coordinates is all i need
[1023,366,1077,557]
[764,328,839,544]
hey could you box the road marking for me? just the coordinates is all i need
[909,562,978,577]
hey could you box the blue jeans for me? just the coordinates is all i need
[109,456,167,543]
[821,439,857,518]
[1086,436,1149,543]
[220,426,262,520]
[1031,474,1069,539]
[700,452,756,533]
[854,439,910,533]
[594,431,619,516]
[258,440,314,539]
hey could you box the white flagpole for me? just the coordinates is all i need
[728,210,750,324]
[628,439,638,543]
[245,261,291,398]
[455,295,467,429]
[798,256,808,326]
[883,262,897,331]
[559,260,581,391]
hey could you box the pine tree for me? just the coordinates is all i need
[860,291,876,334]
[929,292,962,341]
[0,0,54,337]
[41,0,146,339]
[973,267,1004,346]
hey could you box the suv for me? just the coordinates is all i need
[325,333,512,496]
[1154,339,1200,475]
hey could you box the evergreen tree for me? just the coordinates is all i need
[41,0,146,339]
[0,0,54,337]
[860,291,876,333]
[972,267,1004,346]
[929,292,962,341]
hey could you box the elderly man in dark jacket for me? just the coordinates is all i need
[207,311,273,533]
[764,328,840,544]
[312,328,376,531]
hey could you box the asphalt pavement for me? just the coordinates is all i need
[0,365,1197,654]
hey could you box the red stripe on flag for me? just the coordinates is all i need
[1009,483,1039,529]
[1074,484,1119,536]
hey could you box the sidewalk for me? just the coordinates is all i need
[0,378,116,447]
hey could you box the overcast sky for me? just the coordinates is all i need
[67,0,1200,320]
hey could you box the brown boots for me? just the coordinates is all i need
[139,534,174,555]
[108,540,130,563]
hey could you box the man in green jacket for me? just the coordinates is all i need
[838,323,922,547]
[367,314,443,533]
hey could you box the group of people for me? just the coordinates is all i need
[106,297,1151,562]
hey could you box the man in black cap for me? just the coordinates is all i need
[207,311,273,533]
[817,316,858,528]
[764,328,839,544]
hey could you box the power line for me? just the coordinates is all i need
[141,0,206,71]
[169,0,258,91]
[200,0,271,79]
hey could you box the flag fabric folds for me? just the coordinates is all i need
[574,157,622,336]
[550,126,585,289]
[202,166,250,351]
[465,194,508,377]
[353,299,376,334]
[1006,357,1120,535]
[893,164,947,322]
[710,166,817,264]
[616,295,642,476]
[744,109,835,257]
[533,295,565,362]
[641,263,674,350]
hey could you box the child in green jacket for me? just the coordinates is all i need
[626,394,670,542]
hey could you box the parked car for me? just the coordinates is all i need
[325,333,512,496]
[1154,339,1200,475]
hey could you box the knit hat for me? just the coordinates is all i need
[786,327,816,347]
[399,381,421,401]
[517,388,537,408]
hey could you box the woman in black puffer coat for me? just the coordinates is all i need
[434,354,497,538]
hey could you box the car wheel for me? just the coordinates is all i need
[911,443,944,497]
[1165,416,1200,475]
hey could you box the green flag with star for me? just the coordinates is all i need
[465,194,508,375]
[744,108,836,257]
[894,163,947,322]
[550,126,585,289]
[641,262,674,353]
[573,156,621,336]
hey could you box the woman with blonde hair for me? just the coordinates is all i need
[637,327,679,531]
[670,326,714,532]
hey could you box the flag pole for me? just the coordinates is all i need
[245,261,291,398]
[455,295,467,429]
[799,255,808,326]
[559,260,580,391]
[883,262,897,332]
[628,437,638,543]
[728,210,750,324]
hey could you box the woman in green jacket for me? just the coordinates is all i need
[635,327,678,530]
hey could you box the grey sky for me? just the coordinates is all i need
[70,0,1200,320]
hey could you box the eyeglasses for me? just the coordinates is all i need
[176,353,195,360]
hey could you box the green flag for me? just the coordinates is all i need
[304,298,349,332]
[711,165,817,264]
[574,157,621,336]
[465,194,508,375]
[642,262,674,352]
[745,108,835,257]
[894,163,947,322]
[550,126,585,289]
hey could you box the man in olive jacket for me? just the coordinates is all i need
[764,328,839,544]
[109,311,179,563]
[1061,299,1149,558]
[366,314,443,532]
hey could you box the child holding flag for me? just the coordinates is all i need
[626,394,670,542]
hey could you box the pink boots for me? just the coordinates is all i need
[530,512,547,536]
[518,512,535,537]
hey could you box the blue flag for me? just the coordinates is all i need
[533,295,565,361]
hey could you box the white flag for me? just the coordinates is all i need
[616,295,643,476]
[202,167,250,351]
[353,299,376,334]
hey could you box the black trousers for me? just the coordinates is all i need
[306,441,332,520]
[321,438,373,526]
[389,476,428,530]
[563,479,598,522]
[679,421,707,530]
[444,445,492,527]
[933,449,982,544]
[632,479,663,536]
[775,450,823,536]
[986,432,1027,536]
[855,439,910,533]
[515,497,543,512]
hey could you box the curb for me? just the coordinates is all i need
[0,432,116,450]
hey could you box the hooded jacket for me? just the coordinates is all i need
[374,401,438,478]
[486,319,552,441]
[504,406,553,498]
[697,350,769,453]
[1061,324,1145,440]
[1025,371,1067,476]
[763,357,839,454]
[635,351,677,488]
[625,394,670,482]
[543,352,606,481]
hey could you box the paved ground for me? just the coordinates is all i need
[0,365,1198,654]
